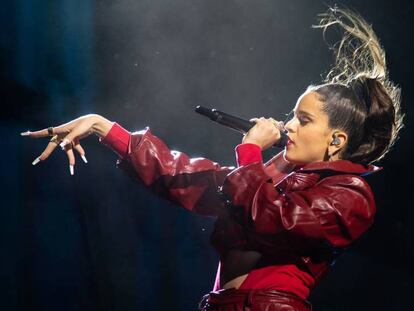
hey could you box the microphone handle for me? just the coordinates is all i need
[195,105,287,148]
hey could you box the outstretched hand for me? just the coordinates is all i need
[20,114,101,175]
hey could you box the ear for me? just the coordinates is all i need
[328,130,348,156]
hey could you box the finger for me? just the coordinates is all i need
[39,142,59,161]
[20,126,70,139]
[249,117,266,124]
[268,118,278,126]
[59,121,92,149]
[21,116,90,139]
[51,117,90,136]
[276,121,285,131]
[64,143,75,175]
[269,118,284,130]
[32,141,59,165]
[73,138,88,163]
[21,128,52,139]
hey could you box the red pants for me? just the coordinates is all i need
[198,288,313,311]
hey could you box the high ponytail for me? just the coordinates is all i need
[306,4,405,165]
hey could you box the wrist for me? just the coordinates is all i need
[241,139,262,150]
[91,115,115,138]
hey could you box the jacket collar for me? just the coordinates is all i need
[293,159,383,176]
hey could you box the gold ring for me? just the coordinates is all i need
[269,118,278,125]
[270,118,284,130]
[49,134,60,144]
[47,127,54,137]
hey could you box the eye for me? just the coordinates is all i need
[284,111,310,126]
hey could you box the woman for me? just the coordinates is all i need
[21,5,404,311]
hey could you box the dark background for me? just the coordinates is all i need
[1,0,412,310]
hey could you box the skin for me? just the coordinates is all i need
[21,90,349,289]
[244,90,348,164]
[21,91,347,174]
[223,90,349,289]
[20,114,114,175]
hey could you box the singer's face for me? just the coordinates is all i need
[283,91,334,165]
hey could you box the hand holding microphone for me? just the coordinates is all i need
[243,117,286,151]
[194,105,288,150]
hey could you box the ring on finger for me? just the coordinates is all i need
[270,118,284,130]
[269,118,278,125]
[47,127,54,137]
[49,134,60,144]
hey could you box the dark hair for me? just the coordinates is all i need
[306,4,405,165]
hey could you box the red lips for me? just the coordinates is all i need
[287,138,294,145]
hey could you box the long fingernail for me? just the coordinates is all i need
[60,139,69,150]
[69,165,74,175]
[81,155,88,163]
[32,157,41,165]
[21,131,30,136]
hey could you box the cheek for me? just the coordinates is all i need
[301,129,326,148]
[286,126,327,160]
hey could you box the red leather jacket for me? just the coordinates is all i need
[101,123,383,299]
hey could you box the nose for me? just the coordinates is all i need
[284,118,295,133]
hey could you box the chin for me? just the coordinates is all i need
[283,150,307,165]
[283,150,297,164]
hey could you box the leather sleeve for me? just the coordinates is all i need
[115,126,236,217]
[99,122,130,159]
[220,161,376,248]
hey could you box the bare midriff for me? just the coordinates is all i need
[220,249,262,289]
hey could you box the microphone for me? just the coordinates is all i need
[195,105,288,148]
